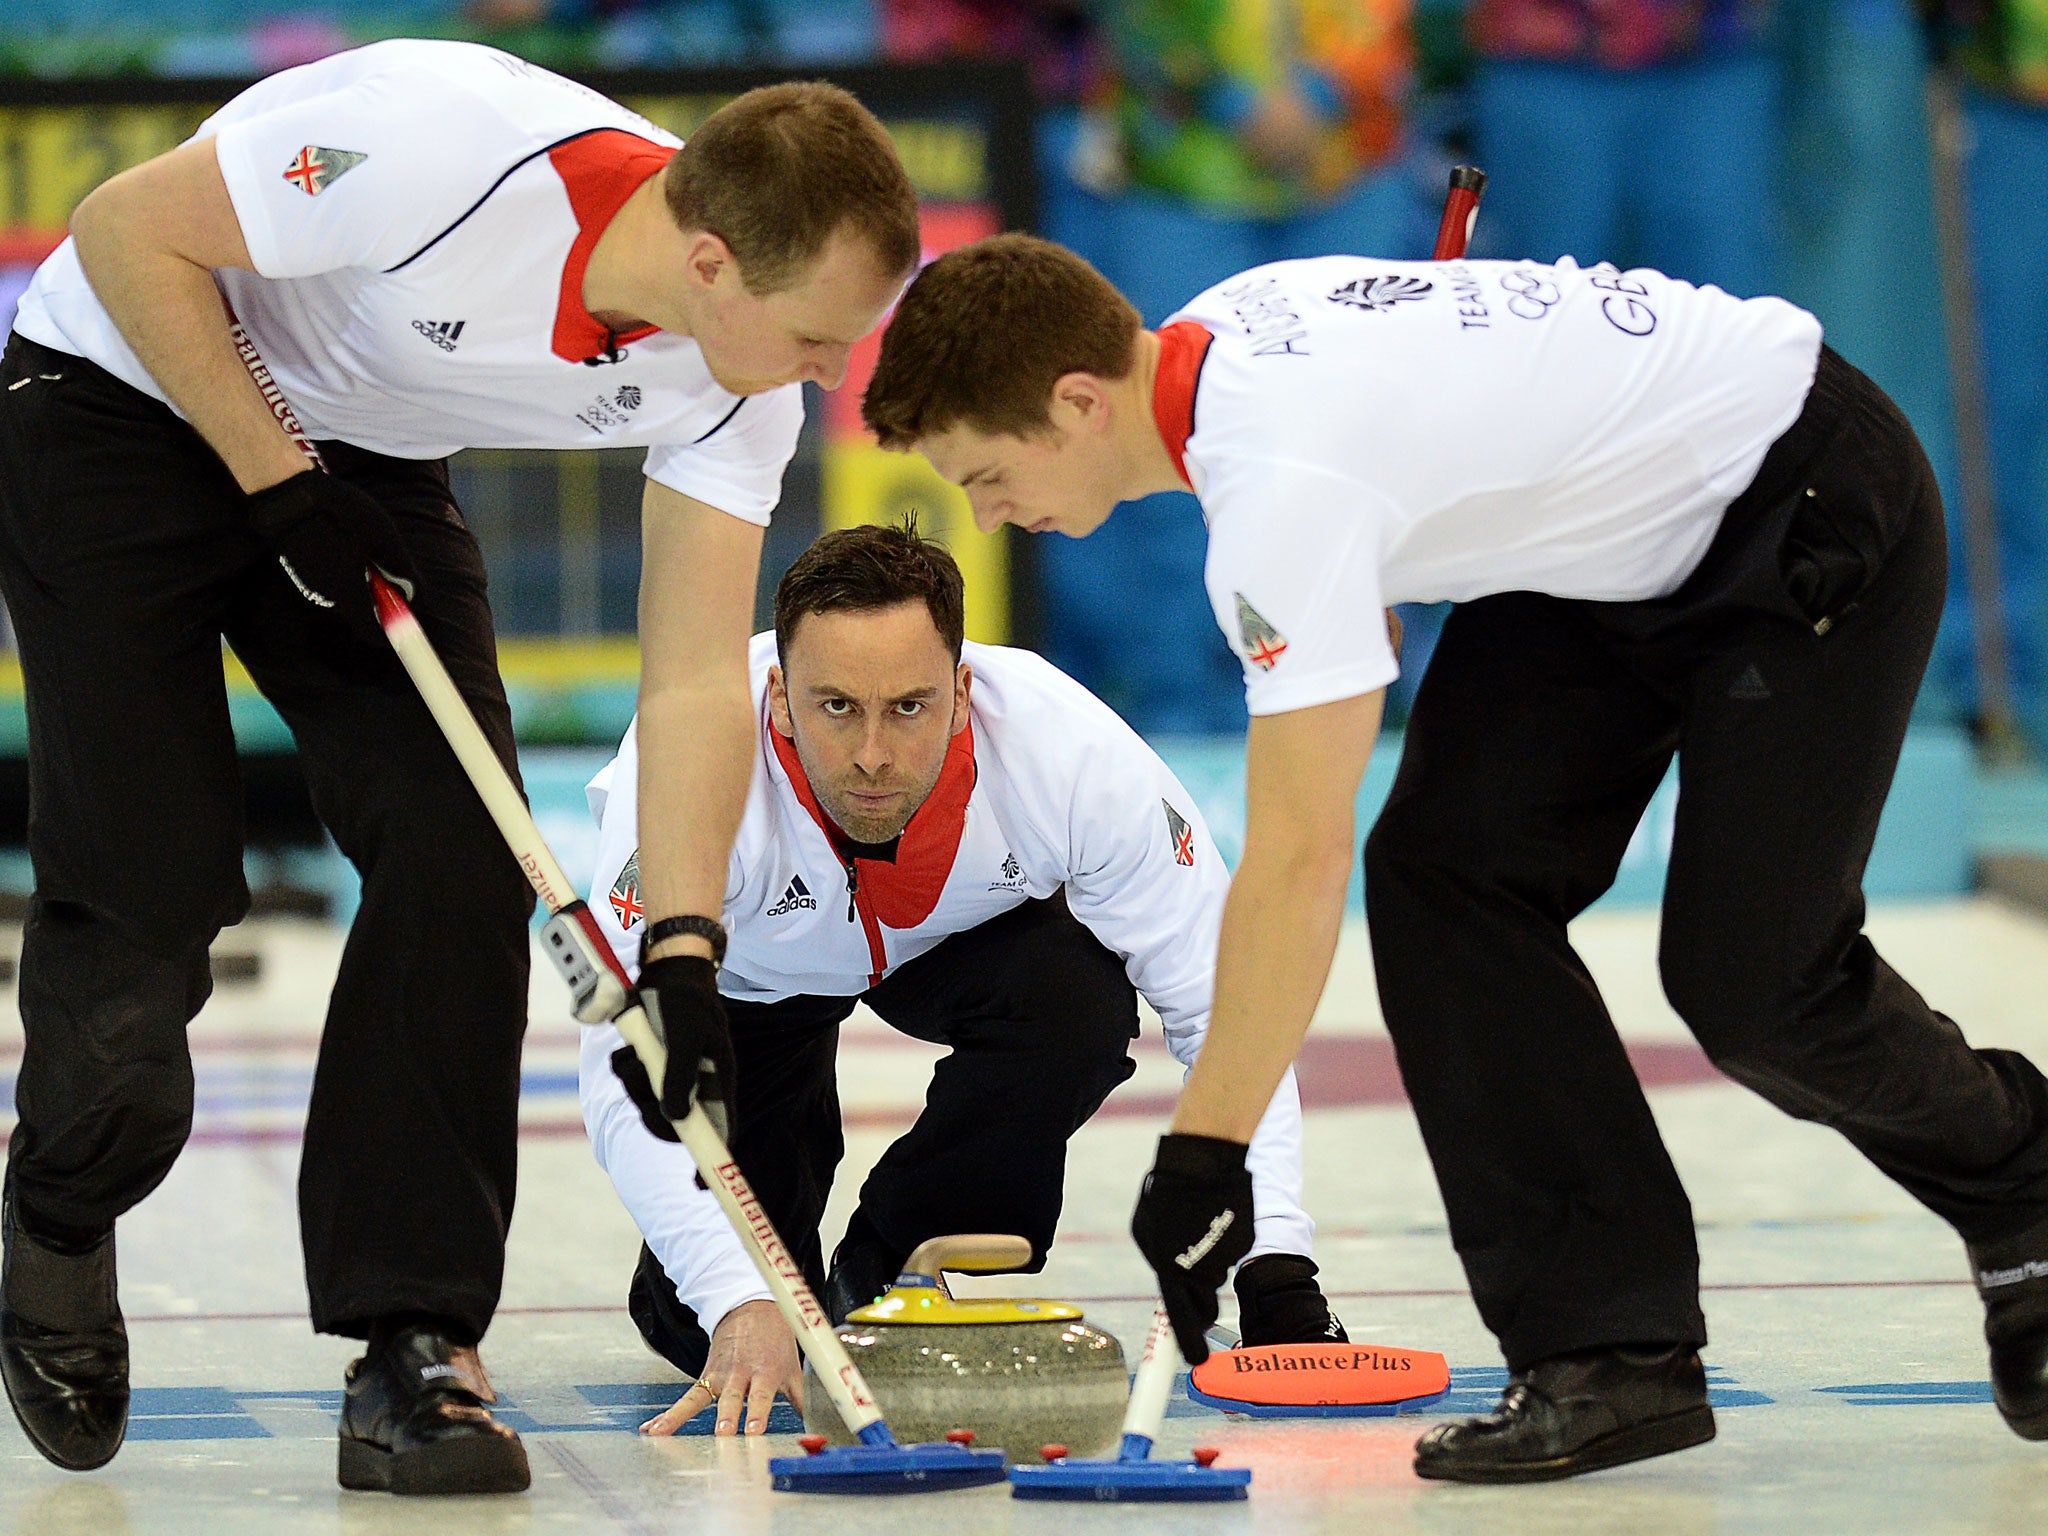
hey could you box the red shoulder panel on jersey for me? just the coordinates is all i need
[1152,320,1215,489]
[549,130,677,363]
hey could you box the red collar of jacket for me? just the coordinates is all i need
[549,130,674,363]
[1152,319,1215,489]
[768,712,978,930]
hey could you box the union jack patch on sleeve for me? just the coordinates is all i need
[1163,801,1196,867]
[283,145,367,196]
[609,851,644,930]
[1234,593,1289,672]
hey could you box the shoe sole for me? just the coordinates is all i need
[1415,1404,1716,1485]
[339,1431,531,1495]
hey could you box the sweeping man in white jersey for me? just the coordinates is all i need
[862,234,2048,1481]
[0,39,918,1493]
[581,522,1342,1435]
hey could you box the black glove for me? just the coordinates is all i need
[245,469,419,644]
[1130,1133,1256,1364]
[613,955,736,1142]
[609,1044,680,1145]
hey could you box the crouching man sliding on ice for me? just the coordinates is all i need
[581,521,1341,1435]
[860,234,2048,1482]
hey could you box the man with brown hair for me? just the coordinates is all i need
[0,39,916,1494]
[861,233,2048,1481]
[581,521,1339,1437]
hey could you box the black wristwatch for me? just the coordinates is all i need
[640,914,728,968]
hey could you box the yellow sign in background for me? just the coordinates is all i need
[0,100,988,231]
[0,104,210,230]
[822,442,1008,644]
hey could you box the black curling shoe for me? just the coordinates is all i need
[338,1323,529,1495]
[1414,1344,1714,1484]
[822,1216,902,1326]
[1969,1217,2048,1440]
[0,1183,128,1472]
[1234,1253,1349,1345]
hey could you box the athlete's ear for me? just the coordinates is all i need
[1048,371,1111,436]
[767,664,795,737]
[682,229,736,291]
[951,662,972,733]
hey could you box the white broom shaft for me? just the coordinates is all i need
[1121,1308,1179,1446]
[366,574,889,1437]
[610,1006,886,1435]
[372,582,581,916]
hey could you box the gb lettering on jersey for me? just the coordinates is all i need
[1589,265,1659,338]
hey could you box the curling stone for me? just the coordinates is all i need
[801,1234,1127,1464]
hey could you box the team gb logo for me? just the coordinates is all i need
[1329,275,1433,313]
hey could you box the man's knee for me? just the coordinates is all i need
[22,896,223,1025]
[989,995,1137,1126]
[1020,966,1139,1114]
[1366,785,1513,915]
[1658,925,1845,1121]
[351,779,534,926]
[11,1037,196,1226]
[1661,919,1774,1048]
[964,898,1142,1063]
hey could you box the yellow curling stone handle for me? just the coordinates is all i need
[905,1234,1033,1277]
[847,1233,1084,1326]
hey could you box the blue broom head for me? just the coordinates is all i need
[769,1429,1010,1495]
[1008,1445,1250,1502]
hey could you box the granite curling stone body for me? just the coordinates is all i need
[800,1235,1128,1463]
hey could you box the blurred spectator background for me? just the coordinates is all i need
[1036,2,1419,735]
[1460,0,1782,298]
[1920,0,2048,749]
[1,0,2043,757]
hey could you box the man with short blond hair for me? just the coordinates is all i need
[861,232,2048,1481]
[0,39,917,1494]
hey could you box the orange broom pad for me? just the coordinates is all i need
[1188,1344,1451,1416]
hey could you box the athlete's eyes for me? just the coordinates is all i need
[894,701,925,717]
[820,698,854,717]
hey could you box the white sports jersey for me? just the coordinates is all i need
[577,634,1313,1334]
[1160,256,1824,715]
[14,40,802,522]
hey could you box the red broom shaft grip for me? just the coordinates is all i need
[1431,165,1487,261]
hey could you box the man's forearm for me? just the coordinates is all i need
[635,678,753,956]
[1171,836,1354,1143]
[70,158,311,494]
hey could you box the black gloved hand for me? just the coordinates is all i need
[610,1044,681,1145]
[1130,1133,1256,1365]
[621,954,737,1142]
[245,469,420,645]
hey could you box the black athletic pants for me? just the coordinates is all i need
[1366,346,2048,1371]
[0,334,533,1342]
[641,892,1140,1352]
